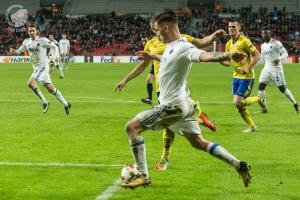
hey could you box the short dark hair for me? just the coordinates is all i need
[154,9,178,25]
[262,27,271,32]
[27,23,38,30]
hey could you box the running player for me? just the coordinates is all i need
[115,9,251,189]
[258,28,299,113]
[10,24,71,114]
[48,34,64,79]
[59,33,70,70]
[221,21,261,133]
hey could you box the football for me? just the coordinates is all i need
[121,164,138,183]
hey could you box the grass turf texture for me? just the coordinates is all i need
[0,63,299,200]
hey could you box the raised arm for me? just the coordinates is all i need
[191,29,227,48]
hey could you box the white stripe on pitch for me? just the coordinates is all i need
[0,162,123,167]
[95,179,121,200]
[4,92,293,104]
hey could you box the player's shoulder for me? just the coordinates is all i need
[148,37,159,45]
[271,38,282,46]
[38,36,50,43]
[181,34,194,41]
[23,38,31,44]
[240,34,251,43]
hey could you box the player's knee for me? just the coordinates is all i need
[278,85,286,93]
[233,100,242,108]
[125,122,137,138]
[259,83,267,91]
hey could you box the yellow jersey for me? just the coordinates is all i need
[144,34,194,91]
[225,34,257,79]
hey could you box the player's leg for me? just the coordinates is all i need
[183,132,251,187]
[122,112,153,188]
[191,99,216,131]
[232,79,257,132]
[27,76,49,113]
[154,128,174,171]
[43,79,71,115]
[123,104,183,188]
[276,71,299,113]
[141,65,155,105]
[243,79,260,106]
[49,61,55,74]
[234,95,256,132]
[56,58,64,79]
[257,69,270,113]
[60,54,65,71]
[257,82,268,113]
[65,54,69,70]
[278,85,299,113]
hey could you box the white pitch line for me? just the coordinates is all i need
[3,92,294,104]
[95,179,122,200]
[0,162,123,167]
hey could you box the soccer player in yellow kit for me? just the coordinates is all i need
[221,21,261,133]
[141,18,226,171]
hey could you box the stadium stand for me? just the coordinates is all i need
[0,0,299,61]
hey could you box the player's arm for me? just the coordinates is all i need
[198,51,245,63]
[9,42,27,55]
[219,42,232,66]
[115,59,152,92]
[191,29,226,48]
[241,39,261,73]
[242,49,261,73]
[274,42,288,65]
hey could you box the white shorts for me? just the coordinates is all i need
[136,103,201,135]
[259,69,286,86]
[31,67,52,84]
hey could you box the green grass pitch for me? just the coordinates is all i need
[0,62,299,200]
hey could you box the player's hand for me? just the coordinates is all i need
[214,29,227,40]
[115,80,126,92]
[272,59,280,66]
[136,51,155,61]
[9,48,15,54]
[231,52,246,63]
[241,66,250,74]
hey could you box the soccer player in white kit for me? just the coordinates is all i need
[10,24,71,115]
[115,9,251,189]
[59,33,70,70]
[48,34,64,79]
[258,28,299,113]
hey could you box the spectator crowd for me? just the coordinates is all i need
[0,6,299,60]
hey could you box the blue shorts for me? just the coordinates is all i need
[232,78,254,97]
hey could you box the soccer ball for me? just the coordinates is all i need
[121,164,138,183]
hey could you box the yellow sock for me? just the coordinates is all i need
[190,98,202,116]
[244,96,260,106]
[239,107,255,127]
[162,129,175,160]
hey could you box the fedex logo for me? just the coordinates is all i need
[100,57,112,63]
[129,57,140,63]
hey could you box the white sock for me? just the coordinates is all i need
[284,88,297,104]
[207,142,240,169]
[57,65,64,77]
[129,136,149,176]
[52,88,68,106]
[32,87,48,104]
[258,90,266,103]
